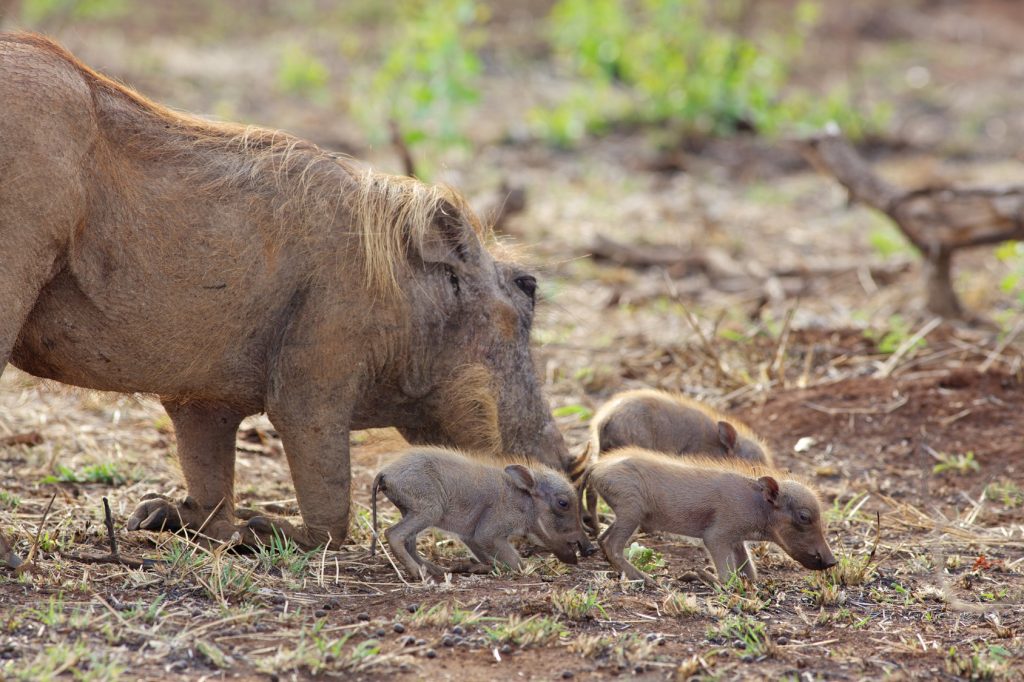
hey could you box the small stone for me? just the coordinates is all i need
[407,603,420,613]
[634,665,645,674]
[657,638,666,646]
[401,636,416,647]
[741,655,754,663]
[393,623,406,634]
[561,671,574,679]
[777,636,789,645]
[314,609,327,618]
[415,639,427,647]
[425,649,437,659]
[357,612,371,621]
[441,635,454,648]
[733,639,746,650]
[270,594,286,605]
[326,598,341,609]
[500,644,512,655]
[452,625,465,636]
[645,632,658,642]
[399,663,411,673]
[268,675,279,682]
[375,628,386,638]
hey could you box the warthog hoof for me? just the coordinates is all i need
[244,515,341,551]
[126,494,242,544]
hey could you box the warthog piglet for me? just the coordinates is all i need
[372,447,592,580]
[580,448,835,585]
[588,389,771,464]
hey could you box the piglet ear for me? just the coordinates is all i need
[718,421,739,452]
[505,464,536,493]
[758,476,780,507]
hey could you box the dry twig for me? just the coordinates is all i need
[798,130,1024,319]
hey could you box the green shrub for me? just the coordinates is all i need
[536,0,888,146]
[356,0,484,178]
[277,44,330,102]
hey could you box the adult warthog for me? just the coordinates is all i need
[0,33,569,549]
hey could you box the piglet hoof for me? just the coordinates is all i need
[450,560,493,575]
[676,570,700,583]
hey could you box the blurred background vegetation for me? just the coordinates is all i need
[1,0,895,170]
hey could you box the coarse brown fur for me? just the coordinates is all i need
[369,447,590,579]
[579,448,835,586]
[0,33,569,551]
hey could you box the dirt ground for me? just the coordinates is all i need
[1,1,1023,680]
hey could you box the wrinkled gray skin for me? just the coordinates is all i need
[582,450,836,586]
[371,448,590,579]
[596,393,768,463]
[0,34,568,550]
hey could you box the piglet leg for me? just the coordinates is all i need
[490,538,525,572]
[385,514,445,580]
[453,538,498,574]
[731,543,758,581]
[704,534,756,583]
[599,518,655,586]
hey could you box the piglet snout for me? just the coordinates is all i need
[578,540,598,558]
[816,550,838,570]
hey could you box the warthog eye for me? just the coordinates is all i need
[556,497,569,510]
[514,275,537,302]
[797,510,812,525]
[445,265,460,294]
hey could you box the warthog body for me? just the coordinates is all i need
[0,34,568,549]
[371,448,590,579]
[580,449,835,585]
[581,389,771,470]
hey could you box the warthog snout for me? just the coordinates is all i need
[816,549,838,570]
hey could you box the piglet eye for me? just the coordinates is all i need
[557,498,569,510]
[798,510,811,525]
[515,275,537,301]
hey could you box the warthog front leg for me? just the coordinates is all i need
[256,374,354,550]
[127,402,244,542]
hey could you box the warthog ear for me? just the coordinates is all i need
[758,476,780,507]
[504,464,536,493]
[416,199,481,267]
[717,421,739,452]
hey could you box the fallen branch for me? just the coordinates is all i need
[0,430,43,447]
[16,492,56,575]
[797,130,1024,319]
[803,395,908,416]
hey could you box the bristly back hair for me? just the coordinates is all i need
[597,447,818,497]
[0,31,490,301]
